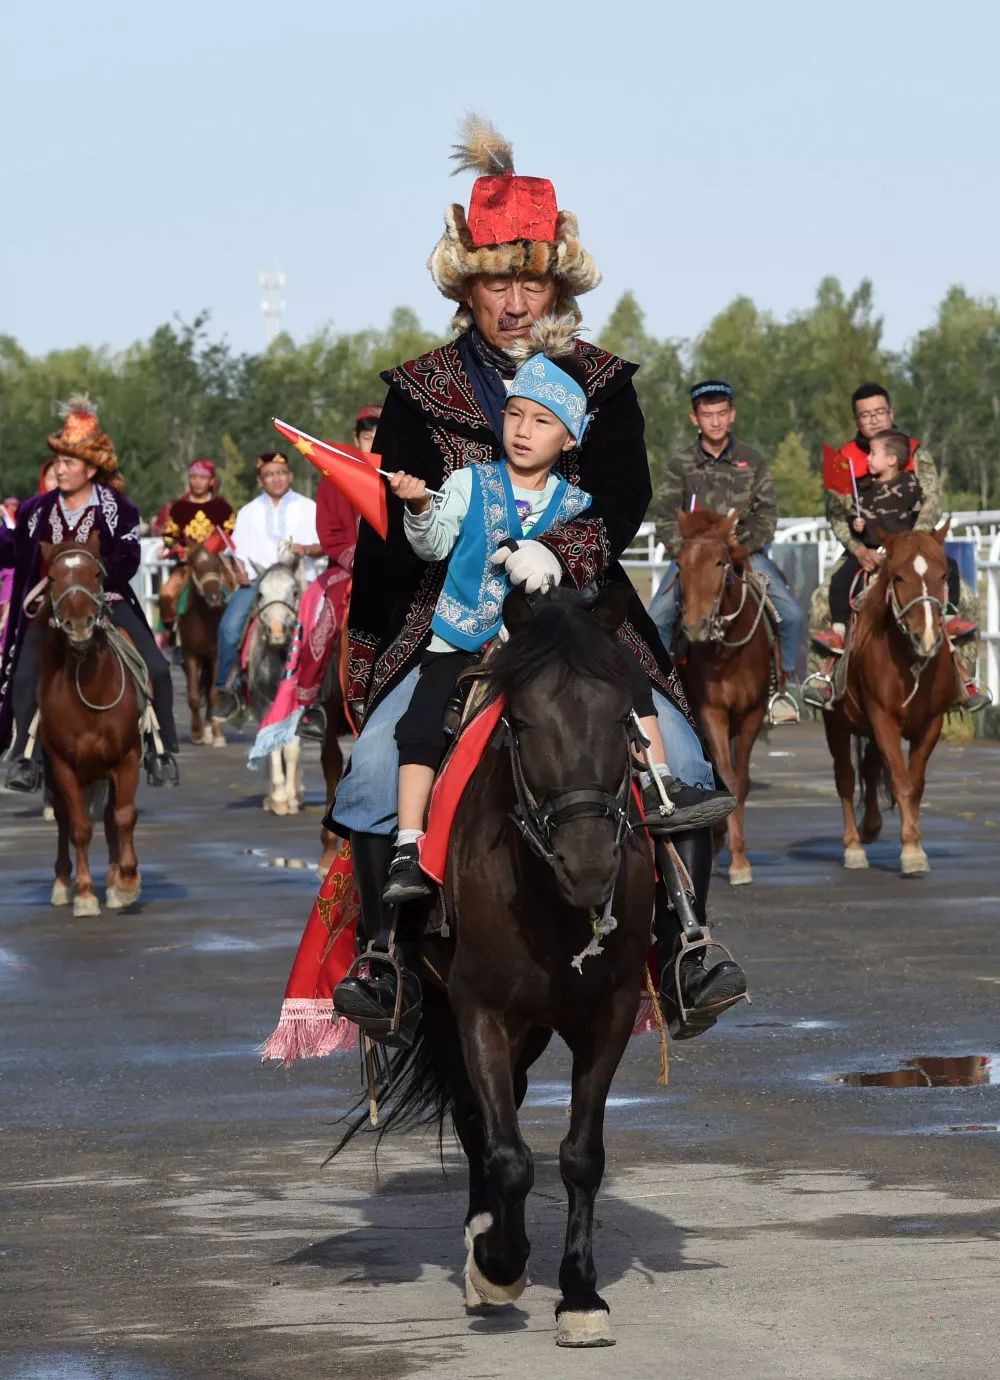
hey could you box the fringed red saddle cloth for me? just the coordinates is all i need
[260,697,661,1065]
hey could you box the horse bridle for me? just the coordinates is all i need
[47,547,108,633]
[680,547,767,650]
[502,716,634,868]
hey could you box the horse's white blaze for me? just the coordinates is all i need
[913,554,928,577]
[60,554,88,571]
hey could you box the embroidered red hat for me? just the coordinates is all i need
[428,114,600,326]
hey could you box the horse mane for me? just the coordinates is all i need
[488,588,630,697]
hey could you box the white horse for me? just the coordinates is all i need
[246,546,307,816]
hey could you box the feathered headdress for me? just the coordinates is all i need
[508,314,583,366]
[428,113,601,332]
[507,316,592,444]
[48,392,122,489]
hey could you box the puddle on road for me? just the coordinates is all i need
[2,1352,180,1380]
[240,848,316,870]
[830,1055,998,1088]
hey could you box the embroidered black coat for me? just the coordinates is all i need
[0,485,146,753]
[347,331,695,728]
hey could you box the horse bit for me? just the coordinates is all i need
[887,580,945,708]
[703,556,769,649]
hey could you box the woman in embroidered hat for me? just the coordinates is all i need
[0,395,181,792]
[327,117,745,1043]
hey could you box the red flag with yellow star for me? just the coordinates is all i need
[273,417,388,539]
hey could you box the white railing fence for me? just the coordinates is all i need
[137,515,1000,705]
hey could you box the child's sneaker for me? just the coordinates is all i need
[382,842,434,904]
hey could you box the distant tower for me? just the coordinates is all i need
[259,270,286,345]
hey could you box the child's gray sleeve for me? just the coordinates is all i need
[403,468,473,562]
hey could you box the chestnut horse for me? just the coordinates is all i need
[673,510,772,886]
[177,543,231,746]
[822,524,957,876]
[38,535,142,917]
[335,588,657,1348]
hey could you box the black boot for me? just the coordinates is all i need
[655,828,748,1039]
[333,832,422,1048]
[6,757,43,794]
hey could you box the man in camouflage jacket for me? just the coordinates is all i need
[649,381,804,717]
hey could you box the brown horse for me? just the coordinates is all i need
[822,524,957,876]
[177,543,231,746]
[38,534,142,917]
[673,509,772,886]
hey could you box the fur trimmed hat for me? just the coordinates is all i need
[47,394,123,489]
[428,115,601,330]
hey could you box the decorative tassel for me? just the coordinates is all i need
[642,967,670,1087]
[259,998,358,1066]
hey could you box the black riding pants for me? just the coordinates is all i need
[11,601,179,758]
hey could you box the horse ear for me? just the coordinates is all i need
[248,559,267,580]
[677,508,695,538]
[40,540,54,566]
[502,588,534,633]
[872,524,896,552]
[932,518,951,545]
[84,529,101,554]
[590,580,631,636]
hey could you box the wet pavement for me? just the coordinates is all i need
[2,714,999,1378]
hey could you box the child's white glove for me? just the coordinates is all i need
[490,540,563,595]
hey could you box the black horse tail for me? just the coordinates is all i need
[325,989,457,1165]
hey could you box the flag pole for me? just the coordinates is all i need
[273,418,443,497]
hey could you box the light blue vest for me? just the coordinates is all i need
[431,463,591,652]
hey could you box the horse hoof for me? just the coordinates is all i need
[901,849,930,877]
[843,846,869,870]
[42,805,56,823]
[51,880,72,907]
[729,864,753,887]
[73,895,101,918]
[464,1259,527,1308]
[106,884,141,910]
[555,1309,615,1348]
[212,733,226,748]
[266,798,288,816]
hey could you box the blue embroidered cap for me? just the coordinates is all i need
[508,353,591,444]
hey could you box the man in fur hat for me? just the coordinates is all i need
[0,396,181,791]
[328,117,747,1043]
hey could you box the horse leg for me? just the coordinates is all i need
[50,766,73,908]
[284,738,302,813]
[727,712,760,887]
[867,705,926,876]
[823,712,866,869]
[207,651,225,745]
[265,746,286,814]
[555,991,637,1348]
[454,1001,532,1306]
[701,708,750,886]
[50,759,100,917]
[895,714,944,877]
[184,648,203,744]
[859,738,884,843]
[103,776,120,896]
[105,751,141,907]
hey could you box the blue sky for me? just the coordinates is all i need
[4,0,997,357]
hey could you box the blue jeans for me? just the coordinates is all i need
[332,666,714,837]
[215,582,257,690]
[650,552,803,676]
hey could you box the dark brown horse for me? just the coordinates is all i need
[38,534,142,917]
[673,509,772,885]
[823,524,957,876]
[338,587,657,1347]
[177,543,231,746]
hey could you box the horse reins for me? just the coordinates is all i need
[502,716,634,868]
[886,579,946,709]
[697,552,769,650]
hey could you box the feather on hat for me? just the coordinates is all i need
[47,393,122,488]
[428,114,601,330]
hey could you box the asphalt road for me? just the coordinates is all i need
[2,711,999,1380]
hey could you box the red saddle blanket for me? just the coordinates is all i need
[260,697,660,1065]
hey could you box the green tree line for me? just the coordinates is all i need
[2,279,998,518]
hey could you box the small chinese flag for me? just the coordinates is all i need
[273,417,388,539]
[822,444,855,496]
[203,524,236,556]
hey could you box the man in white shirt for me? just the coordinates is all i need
[214,451,319,714]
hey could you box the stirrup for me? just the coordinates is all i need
[337,945,419,1049]
[661,928,750,1039]
[767,689,800,726]
[801,671,834,710]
